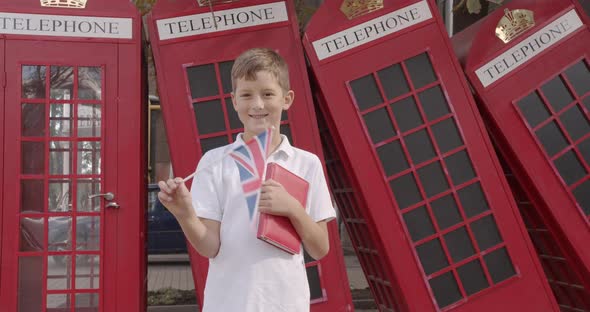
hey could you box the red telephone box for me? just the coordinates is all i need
[454,0,590,308]
[146,1,352,310]
[303,0,559,310]
[0,0,146,311]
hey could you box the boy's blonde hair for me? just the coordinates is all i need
[231,48,290,93]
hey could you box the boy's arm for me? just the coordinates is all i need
[158,178,221,258]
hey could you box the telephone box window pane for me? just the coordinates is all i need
[584,96,590,112]
[22,104,45,137]
[363,108,396,143]
[78,104,101,138]
[350,74,383,110]
[431,194,462,230]
[282,125,293,143]
[378,63,409,100]
[391,96,423,132]
[560,106,590,141]
[200,136,229,154]
[471,215,502,251]
[219,61,234,94]
[47,254,72,290]
[225,99,242,130]
[405,53,437,89]
[417,161,449,197]
[78,67,102,100]
[21,141,45,174]
[444,151,476,186]
[20,217,44,251]
[22,65,46,99]
[78,142,101,175]
[77,179,101,212]
[187,64,219,99]
[429,271,462,308]
[77,216,100,250]
[517,92,550,128]
[76,293,99,310]
[48,179,71,212]
[50,141,72,175]
[444,226,475,262]
[21,180,44,213]
[306,265,323,300]
[541,76,574,113]
[457,182,490,218]
[432,118,463,153]
[390,173,423,209]
[50,104,72,137]
[405,129,435,165]
[18,257,43,312]
[194,100,226,134]
[457,259,489,296]
[403,206,435,242]
[48,216,71,251]
[535,121,569,157]
[564,60,590,96]
[50,66,74,100]
[418,86,450,121]
[484,247,516,284]
[553,150,587,185]
[47,294,70,310]
[572,179,590,215]
[377,140,409,176]
[76,255,100,289]
[579,138,590,165]
[417,238,449,274]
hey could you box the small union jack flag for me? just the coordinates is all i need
[229,128,273,221]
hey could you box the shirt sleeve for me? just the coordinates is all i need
[307,155,337,223]
[190,152,223,221]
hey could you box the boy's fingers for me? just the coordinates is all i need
[166,179,178,190]
[158,181,170,193]
[157,191,172,202]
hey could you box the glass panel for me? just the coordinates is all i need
[541,76,574,113]
[431,194,462,230]
[49,141,72,175]
[535,121,569,157]
[78,141,101,175]
[564,60,590,96]
[21,141,45,174]
[282,125,293,144]
[391,96,423,132]
[21,179,44,213]
[418,85,450,121]
[200,136,229,154]
[219,60,234,94]
[444,226,475,262]
[584,96,590,112]
[444,150,476,186]
[193,100,226,134]
[77,216,100,251]
[457,259,489,296]
[572,179,590,215]
[20,217,44,251]
[560,105,590,141]
[378,63,409,100]
[553,150,587,185]
[78,104,101,138]
[77,179,101,212]
[390,173,423,209]
[405,53,437,89]
[457,182,490,218]
[517,91,551,128]
[187,64,219,99]
[149,109,172,183]
[363,108,396,143]
[78,67,102,100]
[76,255,100,289]
[48,217,72,251]
[226,99,242,130]
[47,254,72,290]
[47,294,71,310]
[484,247,516,284]
[377,140,409,176]
[22,65,46,99]
[306,265,323,300]
[403,206,435,242]
[579,138,590,166]
[18,257,43,312]
[404,129,435,165]
[416,238,449,274]
[75,293,99,311]
[50,66,74,100]
[49,103,73,137]
[471,215,503,251]
[48,179,71,212]
[429,271,462,308]
[431,118,463,153]
[417,161,449,197]
[350,74,383,110]
[22,103,46,137]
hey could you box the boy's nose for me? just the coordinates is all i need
[252,97,264,109]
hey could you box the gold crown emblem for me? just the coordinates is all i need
[340,0,384,20]
[41,0,87,8]
[197,0,239,6]
[495,9,535,43]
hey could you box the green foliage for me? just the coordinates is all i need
[147,287,197,306]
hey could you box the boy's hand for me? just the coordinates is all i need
[258,179,300,218]
[157,178,195,220]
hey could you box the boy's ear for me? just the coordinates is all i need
[231,92,237,111]
[283,90,295,110]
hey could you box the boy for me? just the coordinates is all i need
[158,48,336,311]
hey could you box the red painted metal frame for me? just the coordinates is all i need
[303,0,559,311]
[147,1,352,311]
[0,36,4,289]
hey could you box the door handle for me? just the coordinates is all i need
[88,192,115,201]
[106,202,120,209]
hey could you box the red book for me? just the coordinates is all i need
[257,162,309,254]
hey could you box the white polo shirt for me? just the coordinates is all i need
[190,134,336,312]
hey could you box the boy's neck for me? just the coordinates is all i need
[268,132,283,155]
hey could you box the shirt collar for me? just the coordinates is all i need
[233,133,294,159]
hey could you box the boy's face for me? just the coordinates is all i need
[231,70,294,142]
